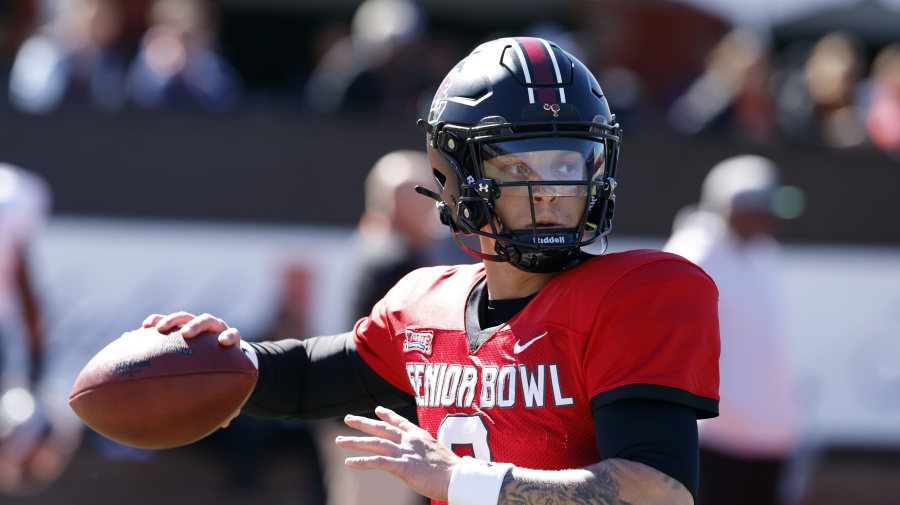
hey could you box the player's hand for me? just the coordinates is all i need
[142,312,243,347]
[142,312,246,428]
[336,406,459,502]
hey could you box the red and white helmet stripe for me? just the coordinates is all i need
[507,37,567,105]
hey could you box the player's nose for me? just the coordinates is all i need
[531,184,559,202]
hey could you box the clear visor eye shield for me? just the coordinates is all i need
[474,136,605,243]
[418,121,620,262]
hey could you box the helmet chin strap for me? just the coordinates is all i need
[415,183,591,270]
[415,184,508,263]
[450,232,508,263]
[453,220,579,271]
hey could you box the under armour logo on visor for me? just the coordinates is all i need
[544,103,560,117]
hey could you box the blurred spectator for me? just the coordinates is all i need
[348,150,444,321]
[0,163,78,496]
[667,28,776,142]
[219,265,326,504]
[316,150,445,505]
[0,163,48,394]
[0,1,39,61]
[864,42,900,158]
[348,149,475,317]
[664,155,807,505]
[774,31,868,148]
[770,40,816,143]
[805,32,868,148]
[302,0,430,117]
[126,0,241,113]
[9,0,130,114]
[263,266,313,343]
[570,0,729,126]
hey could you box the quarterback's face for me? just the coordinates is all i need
[482,142,600,231]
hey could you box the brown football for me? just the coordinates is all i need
[69,327,258,449]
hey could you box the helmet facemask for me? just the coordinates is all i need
[432,118,620,273]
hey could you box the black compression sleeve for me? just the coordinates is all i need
[241,332,415,421]
[592,399,700,502]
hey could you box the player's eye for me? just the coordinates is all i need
[555,163,577,175]
[504,163,529,176]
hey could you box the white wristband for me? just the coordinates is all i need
[447,456,514,505]
[239,340,259,370]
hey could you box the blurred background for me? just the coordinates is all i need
[0,0,898,504]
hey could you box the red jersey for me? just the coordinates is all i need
[354,249,719,478]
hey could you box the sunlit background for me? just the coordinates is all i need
[0,0,898,504]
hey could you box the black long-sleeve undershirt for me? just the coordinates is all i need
[243,333,415,421]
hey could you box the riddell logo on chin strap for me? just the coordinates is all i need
[537,236,566,244]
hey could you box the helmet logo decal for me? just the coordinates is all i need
[510,37,567,104]
[436,61,462,100]
[543,103,561,117]
[428,61,463,122]
[429,100,447,122]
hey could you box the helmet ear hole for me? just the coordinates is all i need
[432,168,446,192]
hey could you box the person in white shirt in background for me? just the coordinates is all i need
[0,163,78,496]
[0,163,50,396]
[664,154,805,505]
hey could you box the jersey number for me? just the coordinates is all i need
[436,413,493,461]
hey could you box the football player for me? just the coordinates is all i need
[144,37,719,505]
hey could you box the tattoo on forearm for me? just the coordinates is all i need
[498,459,685,505]
[498,461,634,505]
[659,473,685,492]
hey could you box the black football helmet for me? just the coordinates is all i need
[417,37,621,273]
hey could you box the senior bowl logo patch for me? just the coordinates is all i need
[403,329,434,356]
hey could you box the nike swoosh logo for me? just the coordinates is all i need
[514,331,548,354]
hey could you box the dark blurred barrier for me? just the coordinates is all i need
[1,424,327,505]
[808,447,900,505]
[1,104,898,246]
[0,104,422,227]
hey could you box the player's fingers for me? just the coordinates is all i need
[142,314,164,328]
[155,312,197,332]
[335,435,399,457]
[181,313,228,338]
[344,455,401,473]
[344,414,403,444]
[374,406,419,433]
[375,406,433,439]
[221,409,241,428]
[218,327,242,347]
